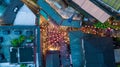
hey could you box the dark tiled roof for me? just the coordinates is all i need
[19,47,34,63]
[10,47,34,63]
[10,48,18,63]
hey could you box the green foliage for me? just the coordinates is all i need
[20,64,27,67]
[11,39,19,47]
[11,35,25,47]
[117,64,120,67]
[94,21,120,30]
[94,22,110,29]
[19,35,25,43]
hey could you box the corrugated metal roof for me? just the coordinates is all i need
[69,31,116,67]
[72,0,111,23]
[69,31,84,67]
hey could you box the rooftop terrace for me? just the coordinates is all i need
[0,26,40,67]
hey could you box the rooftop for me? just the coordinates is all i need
[0,26,40,67]
[72,0,111,23]
[38,0,81,28]
[14,4,36,25]
[100,0,120,11]
[10,47,34,64]
[69,31,116,67]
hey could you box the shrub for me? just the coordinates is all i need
[11,35,25,47]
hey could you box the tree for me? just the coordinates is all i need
[11,39,19,47]
[94,22,110,29]
[94,21,120,30]
[11,35,26,47]
[19,35,25,44]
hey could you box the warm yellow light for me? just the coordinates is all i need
[48,46,60,51]
[49,48,55,51]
